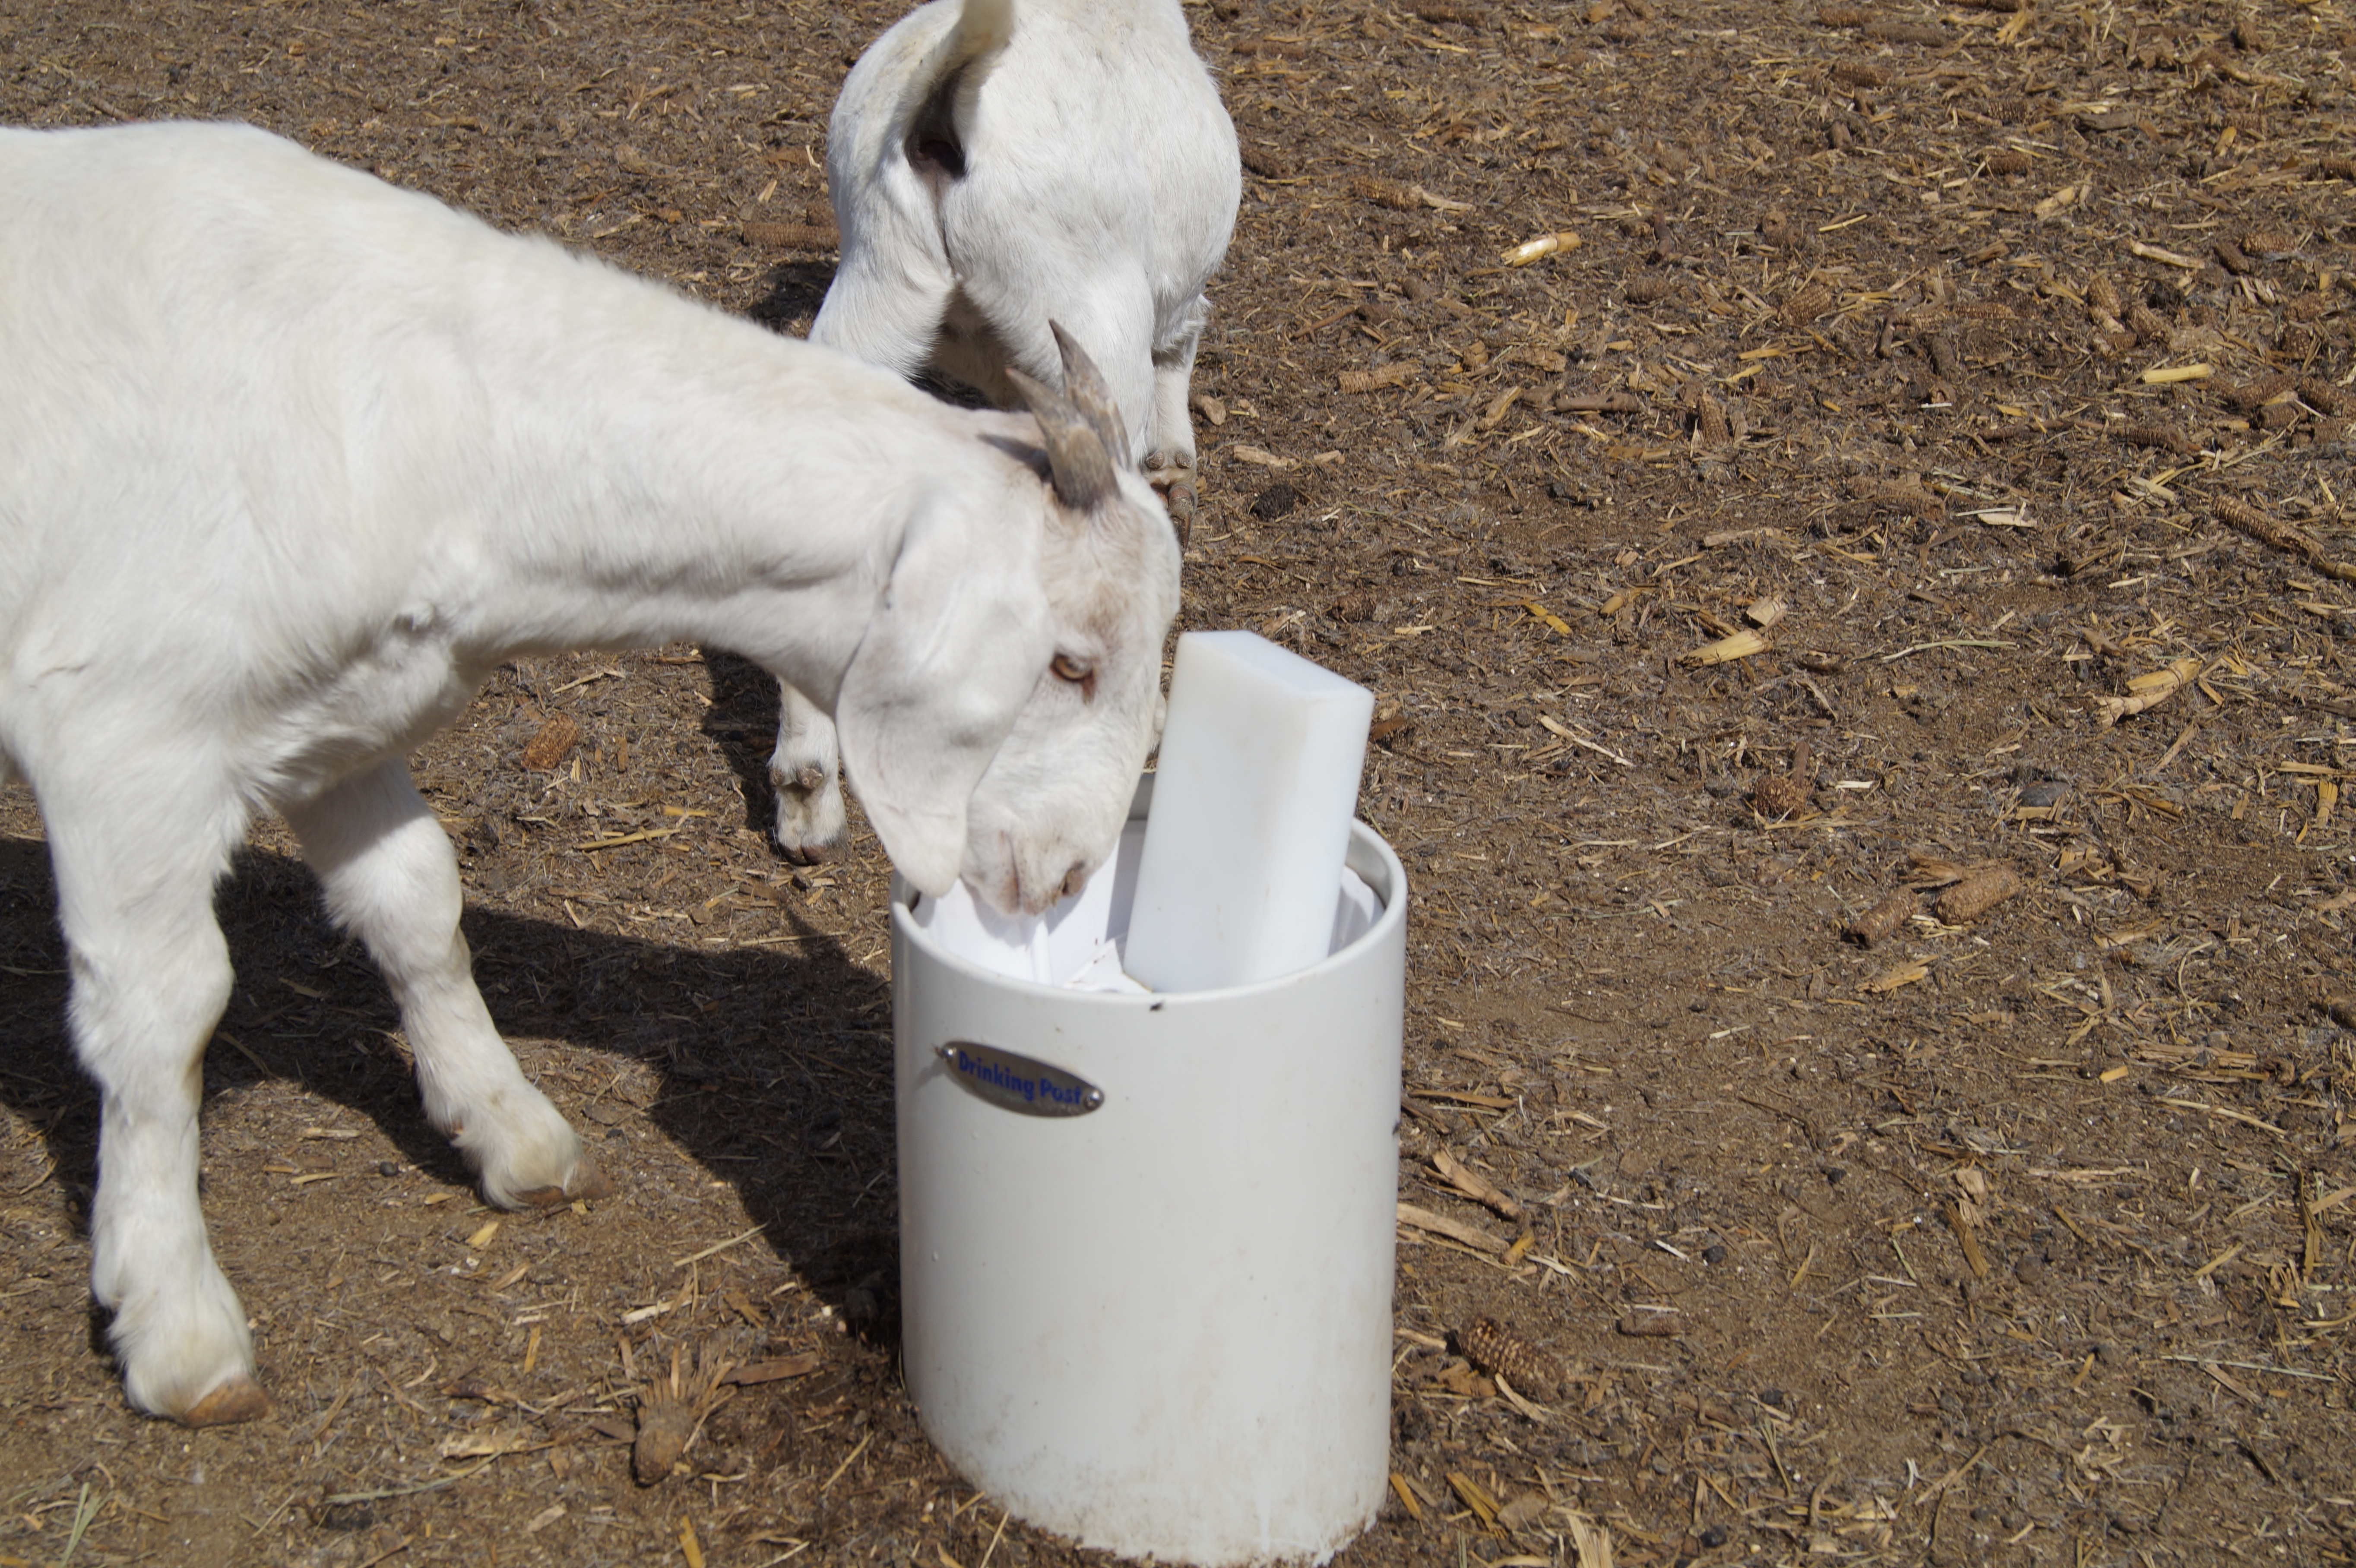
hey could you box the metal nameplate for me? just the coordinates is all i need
[936,1041,1104,1118]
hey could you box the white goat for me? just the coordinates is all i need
[766,0,1239,862]
[0,119,1179,1426]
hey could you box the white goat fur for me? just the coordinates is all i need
[766,0,1238,861]
[0,120,1179,1425]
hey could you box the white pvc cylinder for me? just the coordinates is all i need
[890,776,1407,1567]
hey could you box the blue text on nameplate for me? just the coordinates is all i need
[936,1041,1104,1117]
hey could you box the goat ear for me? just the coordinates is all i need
[833,500,1051,899]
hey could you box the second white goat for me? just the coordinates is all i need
[766,0,1239,861]
[0,119,1180,1426]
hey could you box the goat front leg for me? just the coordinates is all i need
[282,760,611,1208]
[767,680,849,863]
[46,787,265,1424]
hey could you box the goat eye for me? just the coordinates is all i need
[1050,653,1093,685]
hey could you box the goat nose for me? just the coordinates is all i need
[1057,862,1089,902]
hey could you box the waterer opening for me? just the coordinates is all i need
[891,771,1406,1005]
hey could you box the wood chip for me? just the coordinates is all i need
[1947,1201,1991,1279]
[722,1353,823,1386]
[1865,959,1932,993]
[1476,385,1524,431]
[1904,854,1971,888]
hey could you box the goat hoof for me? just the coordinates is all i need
[181,1375,271,1428]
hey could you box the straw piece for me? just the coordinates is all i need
[1431,1148,1524,1220]
[1397,1201,1510,1254]
[2094,657,2202,727]
[1502,231,1581,266]
[1685,628,1768,666]
[1447,1471,1503,1531]
[1865,960,1932,994]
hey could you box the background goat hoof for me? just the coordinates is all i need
[766,765,849,864]
[775,835,846,866]
[514,1157,617,1208]
[180,1375,271,1428]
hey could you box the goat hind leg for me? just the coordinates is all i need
[283,760,610,1208]
[767,681,848,863]
[48,790,266,1424]
[1142,300,1208,544]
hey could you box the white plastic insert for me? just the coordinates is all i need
[1121,631,1374,992]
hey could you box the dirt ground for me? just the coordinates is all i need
[4,0,2356,1562]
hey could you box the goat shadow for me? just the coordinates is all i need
[747,260,834,342]
[745,259,991,415]
[0,669,905,1366]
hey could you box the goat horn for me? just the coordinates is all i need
[1007,364,1117,513]
[1047,321,1128,463]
